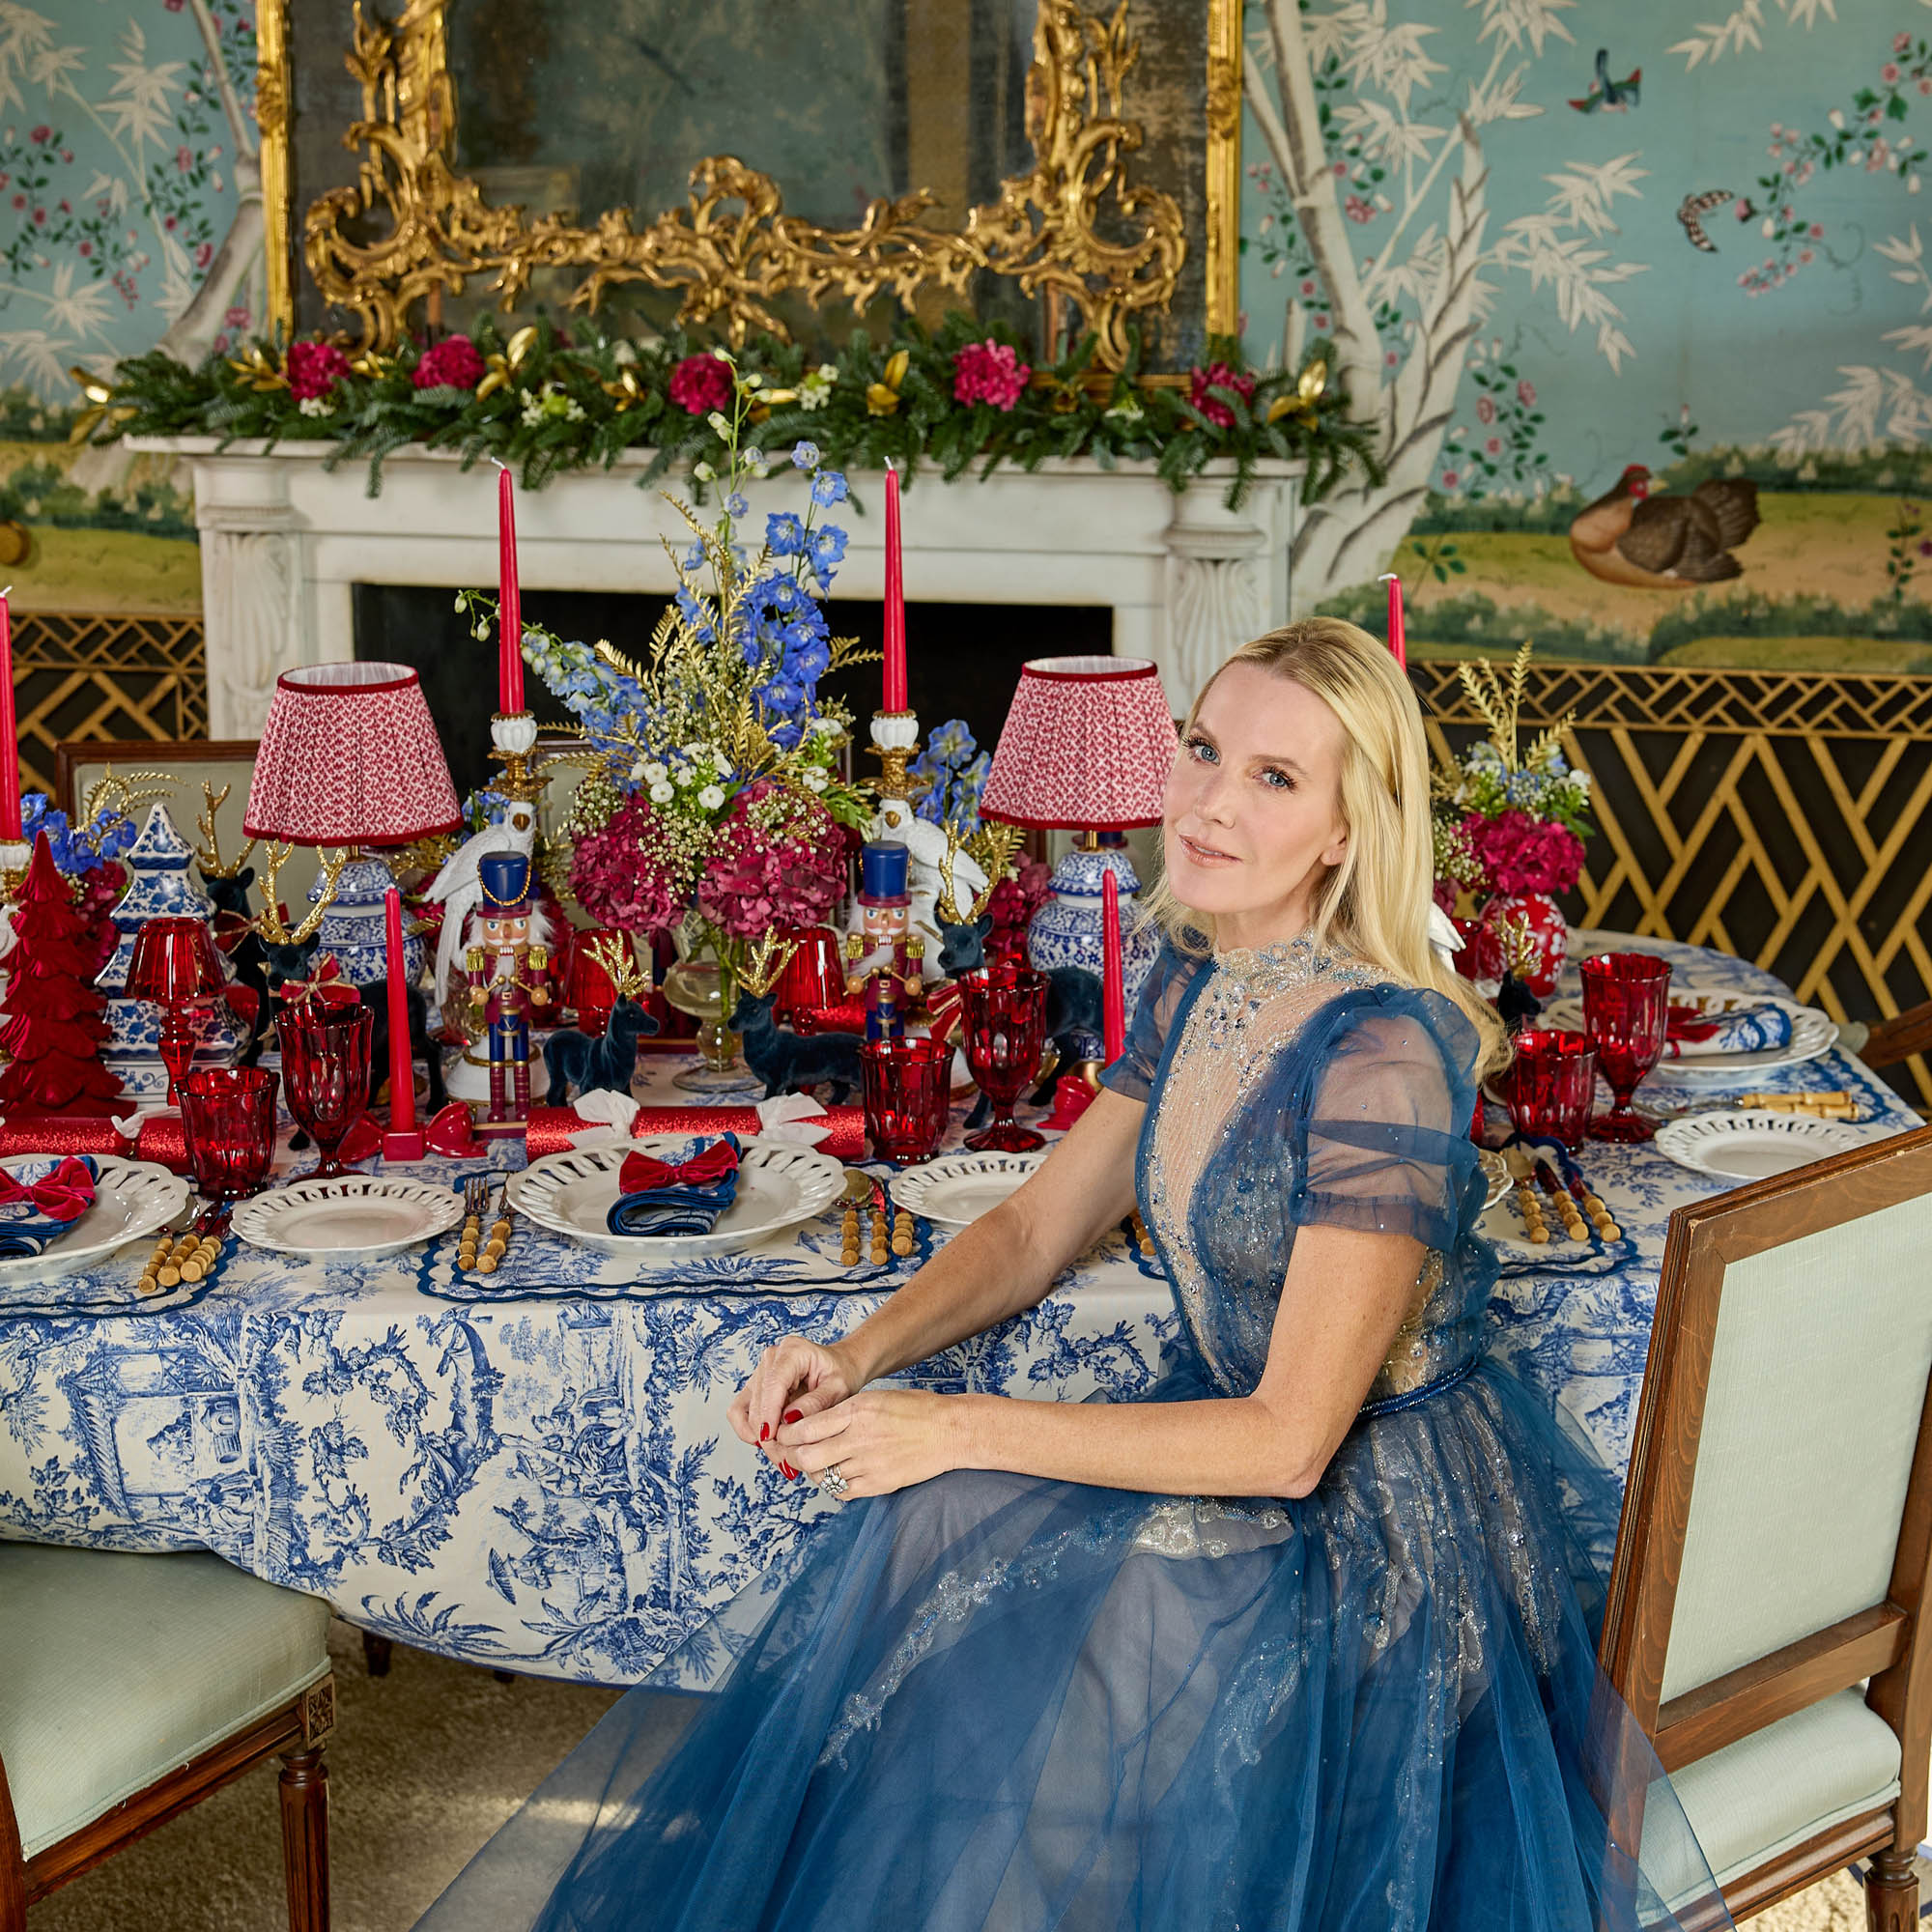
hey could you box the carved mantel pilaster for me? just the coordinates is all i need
[1159,476,1293,710]
[185,455,305,738]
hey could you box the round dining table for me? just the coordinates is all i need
[0,931,1918,1686]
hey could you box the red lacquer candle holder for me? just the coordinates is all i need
[277,1006,374,1178]
[565,927,620,1037]
[775,925,846,1022]
[861,1037,952,1165]
[958,963,1049,1153]
[180,1065,279,1200]
[1508,1030,1598,1148]
[1579,952,1672,1143]
[126,916,227,1105]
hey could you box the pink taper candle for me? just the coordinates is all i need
[882,460,907,712]
[1382,571,1406,670]
[381,887,426,1160]
[1101,868,1126,1066]
[0,587,16,840]
[497,463,524,713]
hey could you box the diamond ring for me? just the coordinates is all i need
[820,1464,849,1500]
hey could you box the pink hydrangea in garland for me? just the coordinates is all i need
[412,335,485,392]
[952,338,1031,411]
[1188,361,1258,429]
[286,341,349,405]
[668,351,736,417]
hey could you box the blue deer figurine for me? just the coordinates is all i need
[729,933,865,1105]
[544,933,662,1104]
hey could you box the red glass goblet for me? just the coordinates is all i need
[180,1065,280,1200]
[127,915,226,1104]
[1508,1030,1598,1148]
[1579,952,1672,1142]
[958,964,1049,1153]
[277,1006,374,1178]
[862,1037,952,1166]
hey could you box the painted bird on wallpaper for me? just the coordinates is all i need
[1568,467,1761,587]
[1677,189,1758,252]
[1569,49,1641,112]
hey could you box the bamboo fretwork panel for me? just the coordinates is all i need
[10,611,209,801]
[1412,660,1932,1108]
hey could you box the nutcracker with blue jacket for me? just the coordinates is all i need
[465,851,553,1124]
[844,842,924,1042]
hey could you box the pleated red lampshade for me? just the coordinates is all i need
[243,662,462,846]
[980,656,1178,833]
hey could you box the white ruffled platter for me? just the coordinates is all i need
[1651,1110,1889,1181]
[1538,990,1836,1081]
[507,1138,845,1262]
[233,1175,468,1259]
[889,1151,1050,1230]
[0,1154,188,1285]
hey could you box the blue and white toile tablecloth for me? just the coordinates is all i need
[0,932,1918,1685]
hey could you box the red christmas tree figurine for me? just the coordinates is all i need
[0,833,121,1115]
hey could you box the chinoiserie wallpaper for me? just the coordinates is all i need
[1,0,1928,673]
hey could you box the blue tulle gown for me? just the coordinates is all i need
[418,935,1731,1932]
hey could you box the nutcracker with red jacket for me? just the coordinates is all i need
[464,851,552,1125]
[843,842,925,1042]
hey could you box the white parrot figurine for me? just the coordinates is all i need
[870,796,988,981]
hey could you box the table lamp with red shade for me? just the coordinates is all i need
[980,656,1177,1049]
[125,915,227,1104]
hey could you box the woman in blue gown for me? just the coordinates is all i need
[419,620,1728,1931]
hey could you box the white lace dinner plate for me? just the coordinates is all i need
[889,1151,1049,1229]
[507,1139,845,1262]
[233,1176,467,1259]
[1477,1148,1510,1208]
[1651,1110,1888,1181]
[1538,990,1836,1080]
[0,1154,189,1285]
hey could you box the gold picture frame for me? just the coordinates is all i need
[261,0,1239,369]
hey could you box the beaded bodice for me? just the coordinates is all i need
[1138,936,1477,1405]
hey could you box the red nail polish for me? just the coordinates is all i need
[783,1463,798,1480]
[784,1409,803,1425]
[760,1422,770,1442]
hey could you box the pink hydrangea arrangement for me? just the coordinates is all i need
[1188,361,1258,429]
[568,794,695,935]
[1459,808,1585,897]
[984,857,1053,960]
[668,352,735,417]
[696,780,848,939]
[286,341,350,402]
[952,338,1031,412]
[412,335,486,391]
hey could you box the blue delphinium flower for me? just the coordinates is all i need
[725,493,750,520]
[810,469,848,507]
[791,440,820,470]
[766,512,807,557]
[809,526,847,573]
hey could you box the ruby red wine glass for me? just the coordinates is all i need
[1579,952,1672,1143]
[180,1065,280,1200]
[958,964,1049,1154]
[1508,1030,1598,1149]
[277,1006,374,1178]
[861,1037,952,1166]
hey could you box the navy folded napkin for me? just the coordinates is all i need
[0,1154,100,1258]
[606,1134,743,1238]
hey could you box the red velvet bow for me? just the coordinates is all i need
[1665,1003,1721,1042]
[617,1138,741,1194]
[276,953,360,1010]
[0,1155,97,1223]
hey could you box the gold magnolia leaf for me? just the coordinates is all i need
[69,365,112,407]
[505,325,539,367]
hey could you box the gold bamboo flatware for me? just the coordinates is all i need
[455,1176,488,1272]
[476,1182,514,1275]
[1501,1146,1550,1245]
[1553,1154,1621,1240]
[138,1207,229,1294]
[1528,1154,1587,1242]
[1729,1089,1860,1120]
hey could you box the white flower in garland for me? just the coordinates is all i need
[298,395,333,418]
[798,363,838,412]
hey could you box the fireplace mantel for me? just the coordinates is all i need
[132,438,1305,737]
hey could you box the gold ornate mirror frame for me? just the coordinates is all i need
[257,0,1238,370]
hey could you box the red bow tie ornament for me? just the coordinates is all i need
[0,1155,98,1223]
[617,1138,741,1194]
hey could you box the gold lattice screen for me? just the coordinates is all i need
[1414,660,1932,1109]
[10,611,209,801]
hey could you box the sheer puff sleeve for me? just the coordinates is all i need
[1098,938,1208,1104]
[1286,987,1484,1256]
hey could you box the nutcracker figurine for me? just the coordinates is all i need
[465,851,553,1126]
[844,842,922,1042]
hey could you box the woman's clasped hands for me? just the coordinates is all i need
[726,1332,963,1502]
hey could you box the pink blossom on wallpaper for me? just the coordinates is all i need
[668,353,733,416]
[1517,379,1536,406]
[1187,361,1257,429]
[952,339,1031,411]
[1476,393,1496,423]
[286,340,351,402]
[1460,809,1584,897]
[412,335,486,391]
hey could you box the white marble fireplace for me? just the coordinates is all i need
[133,438,1304,735]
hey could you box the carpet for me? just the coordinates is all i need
[24,1619,1871,1930]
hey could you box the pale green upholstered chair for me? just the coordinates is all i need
[0,1545,334,1931]
[1600,1123,1932,1930]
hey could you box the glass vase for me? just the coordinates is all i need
[663,931,759,1096]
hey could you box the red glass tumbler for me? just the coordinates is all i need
[565,928,619,1038]
[1508,1030,1598,1148]
[180,1065,280,1200]
[1579,952,1672,1143]
[861,1037,952,1166]
[277,1005,374,1178]
[775,925,846,1022]
[958,964,1049,1153]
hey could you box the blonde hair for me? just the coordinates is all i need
[1143,617,1508,1074]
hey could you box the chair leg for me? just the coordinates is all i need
[361,1631,392,1677]
[277,1744,330,1932]
[1866,1847,1918,1932]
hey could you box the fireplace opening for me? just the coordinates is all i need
[353,583,1113,803]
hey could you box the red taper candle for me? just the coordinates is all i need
[1101,867,1126,1066]
[381,887,426,1160]
[882,460,906,712]
[0,586,19,841]
[497,463,525,714]
[1382,570,1406,670]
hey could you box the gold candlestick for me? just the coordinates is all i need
[487,711,551,807]
[867,709,929,818]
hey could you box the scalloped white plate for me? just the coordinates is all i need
[506,1138,845,1262]
[1651,1110,1888,1181]
[889,1151,1049,1230]
[233,1175,467,1259]
[1540,991,1836,1080]
[0,1154,189,1284]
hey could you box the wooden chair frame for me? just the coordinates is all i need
[1861,1004,1932,1077]
[1600,1124,1932,1929]
[0,1671,333,1931]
